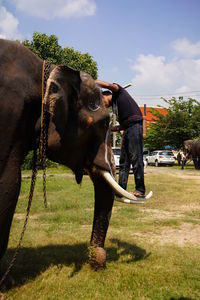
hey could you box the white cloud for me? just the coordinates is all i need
[0,3,21,39]
[11,0,96,19]
[130,39,200,106]
[172,38,200,58]
[132,54,180,94]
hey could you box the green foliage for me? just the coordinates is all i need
[23,32,98,78]
[21,151,58,170]
[62,47,98,79]
[23,32,63,64]
[21,151,35,170]
[145,97,200,150]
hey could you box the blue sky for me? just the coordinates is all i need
[1,0,200,106]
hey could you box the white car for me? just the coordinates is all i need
[112,147,148,169]
[112,147,121,168]
[146,150,175,167]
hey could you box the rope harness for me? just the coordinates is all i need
[0,60,51,290]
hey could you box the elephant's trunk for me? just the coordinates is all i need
[89,172,114,268]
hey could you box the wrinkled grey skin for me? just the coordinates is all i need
[0,39,115,287]
[183,139,200,169]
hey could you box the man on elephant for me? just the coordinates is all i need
[96,80,146,197]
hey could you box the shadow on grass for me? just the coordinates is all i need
[108,239,151,263]
[2,239,149,288]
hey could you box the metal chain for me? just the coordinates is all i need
[0,61,51,291]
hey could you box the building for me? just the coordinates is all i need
[139,105,168,137]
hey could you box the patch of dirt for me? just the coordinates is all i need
[14,212,54,220]
[175,204,200,212]
[145,166,200,178]
[138,208,182,220]
[134,223,200,247]
[136,204,200,246]
[139,205,200,221]
[22,173,75,179]
[154,223,200,246]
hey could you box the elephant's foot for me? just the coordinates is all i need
[89,246,106,270]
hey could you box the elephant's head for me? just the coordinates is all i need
[184,139,200,169]
[183,140,194,159]
[44,65,114,181]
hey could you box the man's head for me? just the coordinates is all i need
[102,90,112,108]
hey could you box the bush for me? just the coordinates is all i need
[21,151,58,170]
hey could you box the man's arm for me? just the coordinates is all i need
[111,125,122,132]
[95,80,119,93]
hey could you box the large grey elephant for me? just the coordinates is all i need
[183,139,200,169]
[0,39,141,287]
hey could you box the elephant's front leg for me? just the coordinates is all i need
[90,173,114,268]
[0,146,21,289]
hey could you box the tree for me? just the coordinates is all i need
[62,47,98,79]
[23,32,98,78]
[23,32,63,64]
[144,97,200,150]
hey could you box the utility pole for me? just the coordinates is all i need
[143,104,147,137]
[112,113,116,147]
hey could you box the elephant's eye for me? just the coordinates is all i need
[88,98,100,112]
[87,90,100,112]
[49,81,59,93]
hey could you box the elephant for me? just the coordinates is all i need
[183,139,200,169]
[0,39,141,287]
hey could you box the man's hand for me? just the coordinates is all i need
[111,125,122,132]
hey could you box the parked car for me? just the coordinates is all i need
[112,147,121,168]
[146,150,175,166]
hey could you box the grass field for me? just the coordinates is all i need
[2,166,200,299]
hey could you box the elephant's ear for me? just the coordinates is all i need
[44,66,81,150]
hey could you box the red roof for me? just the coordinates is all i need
[139,106,168,123]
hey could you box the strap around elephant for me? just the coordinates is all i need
[40,60,51,148]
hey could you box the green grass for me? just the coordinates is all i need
[2,167,200,299]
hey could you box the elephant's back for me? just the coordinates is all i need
[0,39,42,98]
[193,140,200,152]
[0,39,42,173]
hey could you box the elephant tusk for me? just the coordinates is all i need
[115,196,146,204]
[99,170,150,204]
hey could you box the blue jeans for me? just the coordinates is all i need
[119,122,145,194]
